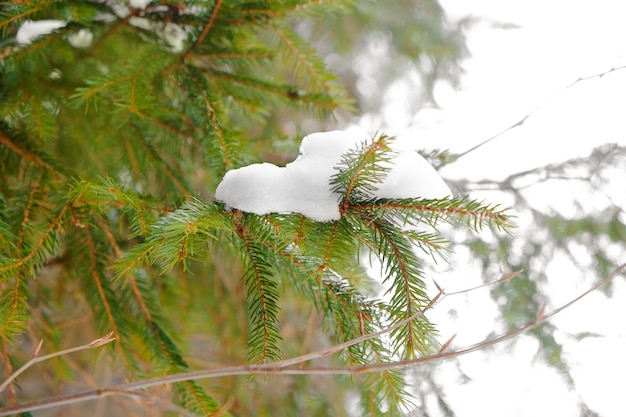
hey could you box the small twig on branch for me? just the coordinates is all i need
[0,332,115,394]
[454,64,626,162]
[442,269,524,296]
[2,263,624,416]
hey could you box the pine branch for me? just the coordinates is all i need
[331,133,395,210]
[186,0,223,57]
[349,196,514,233]
[233,212,283,364]
[0,130,61,177]
[128,120,191,196]
[0,204,67,274]
[361,218,436,359]
[5,262,622,417]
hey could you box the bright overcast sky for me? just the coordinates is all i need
[364,1,626,416]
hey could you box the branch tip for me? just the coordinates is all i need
[498,269,524,283]
[535,302,547,323]
[438,334,456,354]
[88,331,116,348]
[32,340,44,358]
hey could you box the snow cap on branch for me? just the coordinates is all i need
[215,129,452,221]
[16,20,66,45]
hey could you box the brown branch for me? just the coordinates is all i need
[2,264,623,416]
[0,205,67,273]
[0,332,115,393]
[454,64,626,162]
[185,0,223,59]
[0,131,60,177]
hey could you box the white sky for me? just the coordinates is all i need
[368,1,626,416]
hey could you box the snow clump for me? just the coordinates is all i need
[215,130,452,222]
[16,20,66,45]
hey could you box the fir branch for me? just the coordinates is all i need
[272,23,334,93]
[349,196,514,233]
[0,204,67,274]
[363,218,436,359]
[0,277,29,343]
[8,261,621,417]
[0,130,61,177]
[200,93,233,169]
[186,0,224,58]
[233,212,283,364]
[129,121,191,196]
[81,222,134,370]
[331,134,395,212]
[0,2,51,31]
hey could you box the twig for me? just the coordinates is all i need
[454,64,626,162]
[442,269,524,296]
[0,332,115,394]
[2,263,624,416]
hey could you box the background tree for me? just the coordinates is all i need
[1,1,624,417]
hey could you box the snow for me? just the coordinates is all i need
[129,0,152,8]
[214,129,452,222]
[16,20,66,45]
[68,29,93,48]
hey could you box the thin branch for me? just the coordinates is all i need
[454,64,626,162]
[3,264,624,416]
[0,132,61,177]
[443,269,524,296]
[185,0,223,59]
[0,332,115,393]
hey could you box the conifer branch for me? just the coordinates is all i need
[0,205,67,273]
[4,263,623,417]
[233,212,283,364]
[200,94,233,169]
[82,223,132,368]
[272,24,333,92]
[365,219,433,358]
[129,122,191,196]
[0,131,60,177]
[0,3,49,31]
[0,340,16,405]
[349,197,513,233]
[187,0,223,57]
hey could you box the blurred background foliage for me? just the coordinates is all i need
[1,0,625,416]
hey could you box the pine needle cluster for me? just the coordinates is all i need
[0,1,509,415]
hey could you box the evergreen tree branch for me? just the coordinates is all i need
[348,197,513,233]
[0,3,50,31]
[200,94,233,169]
[128,122,191,196]
[81,222,135,371]
[0,340,16,406]
[0,131,60,177]
[0,204,67,274]
[233,212,283,364]
[364,219,435,359]
[4,263,623,417]
[186,0,224,58]
[272,23,333,92]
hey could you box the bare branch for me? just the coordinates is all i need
[2,263,624,416]
[453,65,626,162]
[0,332,115,394]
